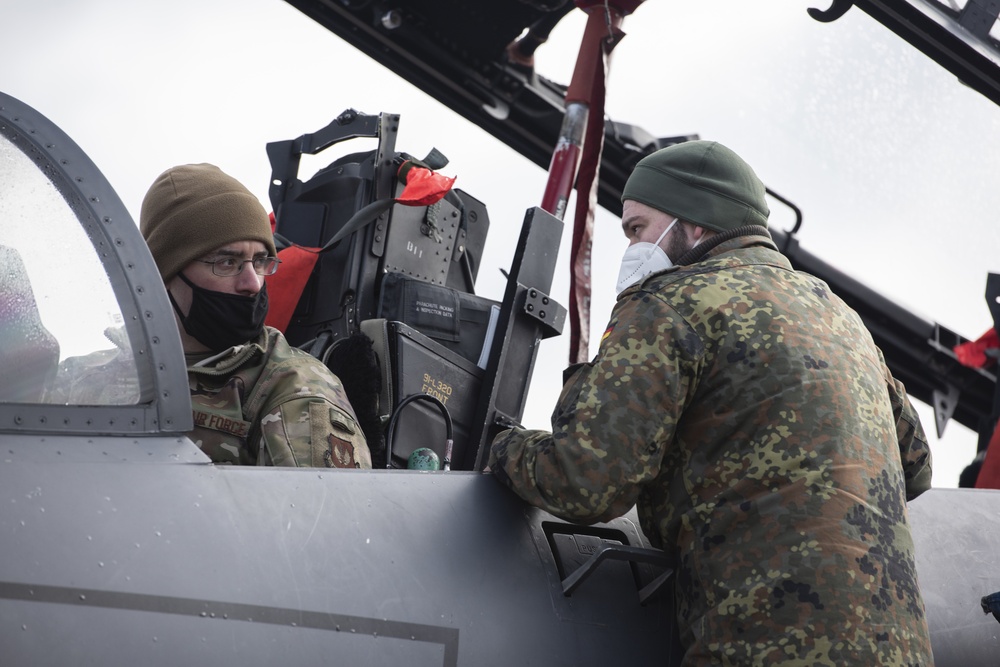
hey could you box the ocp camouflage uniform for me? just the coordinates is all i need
[130,162,370,469]
[490,231,934,666]
[50,325,371,469]
[188,325,371,468]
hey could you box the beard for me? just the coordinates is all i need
[665,224,692,261]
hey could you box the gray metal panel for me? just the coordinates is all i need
[0,455,673,666]
[2,433,209,464]
[909,488,1000,665]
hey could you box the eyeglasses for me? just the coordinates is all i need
[196,256,281,277]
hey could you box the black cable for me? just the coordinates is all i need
[384,393,455,470]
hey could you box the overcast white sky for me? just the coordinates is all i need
[3,0,999,486]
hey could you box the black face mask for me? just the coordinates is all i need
[169,272,268,351]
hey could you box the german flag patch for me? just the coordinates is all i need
[601,321,616,344]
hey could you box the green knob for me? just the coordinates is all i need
[407,448,440,471]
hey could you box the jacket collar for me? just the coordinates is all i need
[186,327,270,375]
[674,224,775,266]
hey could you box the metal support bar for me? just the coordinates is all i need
[810,0,1000,107]
[468,207,564,470]
[958,0,1000,40]
[561,543,672,602]
[638,569,674,606]
[267,109,382,215]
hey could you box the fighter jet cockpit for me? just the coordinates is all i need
[0,89,675,667]
[0,91,191,443]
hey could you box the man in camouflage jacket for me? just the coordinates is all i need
[490,141,933,665]
[139,163,371,468]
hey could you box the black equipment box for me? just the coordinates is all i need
[384,321,483,468]
[378,272,500,369]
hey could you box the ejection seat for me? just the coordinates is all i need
[265,110,500,471]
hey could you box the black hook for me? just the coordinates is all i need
[808,0,854,23]
[981,591,1000,624]
[765,187,803,237]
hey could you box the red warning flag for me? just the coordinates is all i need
[396,161,456,206]
[954,328,1000,368]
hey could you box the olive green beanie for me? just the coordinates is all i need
[140,163,276,283]
[622,141,769,232]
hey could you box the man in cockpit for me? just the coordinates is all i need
[139,163,371,468]
[489,141,933,664]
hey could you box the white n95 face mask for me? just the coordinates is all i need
[615,217,678,294]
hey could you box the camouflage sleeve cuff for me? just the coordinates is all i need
[261,398,372,469]
[888,377,933,499]
[488,428,515,487]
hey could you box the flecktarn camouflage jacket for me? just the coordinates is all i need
[490,232,934,666]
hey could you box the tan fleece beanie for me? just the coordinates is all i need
[140,163,276,283]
